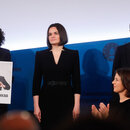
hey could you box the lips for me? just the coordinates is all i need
[50,39,57,42]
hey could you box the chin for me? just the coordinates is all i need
[113,89,118,93]
[113,88,117,93]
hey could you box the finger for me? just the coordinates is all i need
[34,114,40,121]
[107,104,110,109]
[91,105,97,110]
[73,112,76,120]
[99,103,107,111]
[100,102,106,108]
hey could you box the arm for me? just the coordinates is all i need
[32,52,42,122]
[72,51,81,119]
[73,94,80,119]
[0,48,11,61]
[0,49,12,89]
[33,95,41,122]
[5,50,11,61]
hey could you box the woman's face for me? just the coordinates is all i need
[112,73,125,94]
[48,27,60,46]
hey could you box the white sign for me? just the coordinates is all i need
[0,61,13,104]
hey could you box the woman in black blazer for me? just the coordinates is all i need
[33,23,81,130]
[91,42,130,119]
[111,42,130,103]
[0,28,11,116]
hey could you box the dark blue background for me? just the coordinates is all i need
[8,37,130,114]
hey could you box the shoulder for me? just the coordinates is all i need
[63,47,79,55]
[0,48,10,54]
[118,42,130,50]
[116,42,130,54]
[36,48,50,56]
[123,99,130,103]
[0,48,11,61]
[120,99,130,108]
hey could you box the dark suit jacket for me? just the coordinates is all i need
[0,76,10,90]
[0,47,11,115]
[111,42,130,104]
[0,48,11,61]
[112,42,130,78]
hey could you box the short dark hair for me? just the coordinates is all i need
[116,68,130,97]
[0,28,5,46]
[47,23,68,48]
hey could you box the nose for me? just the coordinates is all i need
[51,33,55,37]
[112,80,114,84]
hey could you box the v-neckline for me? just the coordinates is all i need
[50,50,64,66]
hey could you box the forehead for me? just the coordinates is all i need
[49,27,58,32]
[115,73,121,79]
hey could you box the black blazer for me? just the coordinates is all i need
[0,47,11,114]
[0,48,11,61]
[33,47,81,96]
[111,42,130,103]
[112,42,130,78]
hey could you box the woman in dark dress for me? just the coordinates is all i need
[33,23,81,130]
[91,68,130,122]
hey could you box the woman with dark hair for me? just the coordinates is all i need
[91,68,130,121]
[0,28,11,116]
[33,23,81,130]
[0,28,11,61]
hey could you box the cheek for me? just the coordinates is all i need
[114,83,125,93]
[48,37,51,41]
[57,36,60,41]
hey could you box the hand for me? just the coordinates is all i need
[91,103,109,119]
[34,105,41,122]
[73,105,80,120]
[99,102,109,119]
[91,104,102,119]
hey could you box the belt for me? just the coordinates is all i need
[47,81,69,87]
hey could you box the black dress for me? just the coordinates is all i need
[33,47,81,130]
[109,99,130,122]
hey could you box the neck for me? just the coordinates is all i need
[119,91,130,103]
[51,45,63,51]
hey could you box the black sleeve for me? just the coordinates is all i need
[0,49,11,61]
[32,52,42,96]
[72,51,81,94]
[5,50,11,61]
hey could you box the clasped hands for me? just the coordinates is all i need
[91,102,109,119]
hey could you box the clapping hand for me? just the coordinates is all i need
[91,102,109,119]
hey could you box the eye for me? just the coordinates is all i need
[115,78,118,81]
[114,77,117,81]
[48,33,52,36]
[54,32,59,35]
